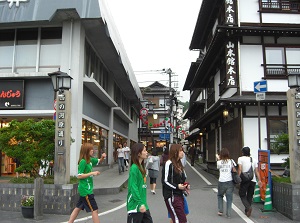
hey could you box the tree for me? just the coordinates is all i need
[178,100,189,113]
[272,133,289,155]
[0,119,55,178]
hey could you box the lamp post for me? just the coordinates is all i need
[48,70,73,185]
[287,72,300,184]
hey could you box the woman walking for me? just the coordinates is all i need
[216,148,235,218]
[68,143,106,223]
[162,144,189,223]
[127,143,153,223]
[145,150,160,195]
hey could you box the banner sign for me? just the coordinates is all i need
[0,80,24,109]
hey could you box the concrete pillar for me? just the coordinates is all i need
[108,107,114,168]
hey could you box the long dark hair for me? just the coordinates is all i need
[219,148,230,162]
[78,143,93,164]
[130,143,146,177]
[169,144,183,173]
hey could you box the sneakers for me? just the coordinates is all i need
[151,190,156,195]
[217,212,223,216]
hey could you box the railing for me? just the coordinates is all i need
[263,64,300,77]
[261,1,300,12]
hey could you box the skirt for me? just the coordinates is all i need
[148,169,159,178]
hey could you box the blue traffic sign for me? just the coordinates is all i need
[159,133,170,140]
[254,80,267,93]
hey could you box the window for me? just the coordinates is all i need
[159,98,165,107]
[268,118,288,153]
[264,46,300,78]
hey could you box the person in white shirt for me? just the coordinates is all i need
[117,143,125,174]
[216,148,235,218]
[123,142,130,171]
[238,146,262,217]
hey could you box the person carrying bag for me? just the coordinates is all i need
[237,147,262,218]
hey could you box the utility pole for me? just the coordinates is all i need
[166,68,173,144]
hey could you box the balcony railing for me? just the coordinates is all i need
[261,1,300,12]
[263,64,300,77]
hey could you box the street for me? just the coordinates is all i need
[62,161,293,223]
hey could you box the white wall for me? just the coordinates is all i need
[262,13,300,24]
[239,0,260,23]
[240,45,264,91]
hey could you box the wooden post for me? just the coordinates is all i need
[34,178,44,220]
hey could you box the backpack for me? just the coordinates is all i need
[240,157,254,182]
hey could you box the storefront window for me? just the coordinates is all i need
[82,120,108,164]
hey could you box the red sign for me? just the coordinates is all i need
[140,108,148,117]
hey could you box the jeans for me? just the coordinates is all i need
[217,181,234,217]
[118,157,124,173]
[239,180,256,212]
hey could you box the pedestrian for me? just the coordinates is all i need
[189,145,196,166]
[216,148,235,218]
[127,143,153,223]
[238,146,262,217]
[160,147,169,166]
[117,143,125,174]
[163,144,167,152]
[68,143,106,223]
[145,150,160,195]
[168,150,190,223]
[162,144,189,223]
[123,142,130,171]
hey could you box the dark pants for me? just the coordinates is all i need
[239,180,256,212]
[165,196,187,223]
[127,210,153,223]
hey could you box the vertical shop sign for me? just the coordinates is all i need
[225,0,236,26]
[225,40,237,88]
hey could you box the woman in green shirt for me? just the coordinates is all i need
[68,143,106,223]
[127,143,153,223]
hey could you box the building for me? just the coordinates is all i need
[0,0,142,176]
[139,81,179,150]
[183,0,299,172]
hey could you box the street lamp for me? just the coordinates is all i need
[48,70,73,185]
[288,72,300,89]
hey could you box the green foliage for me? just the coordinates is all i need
[0,119,55,178]
[272,133,289,155]
[178,100,189,113]
[282,157,290,168]
[21,195,34,207]
[272,176,291,183]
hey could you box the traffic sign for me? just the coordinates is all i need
[254,80,267,93]
[256,92,265,101]
[140,108,148,117]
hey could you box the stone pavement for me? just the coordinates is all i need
[0,161,295,223]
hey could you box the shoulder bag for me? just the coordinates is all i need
[240,157,254,182]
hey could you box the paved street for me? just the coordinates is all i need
[0,161,295,223]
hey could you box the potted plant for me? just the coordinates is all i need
[21,195,34,218]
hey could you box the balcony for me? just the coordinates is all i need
[261,1,300,12]
[263,64,300,78]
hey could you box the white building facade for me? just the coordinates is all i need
[0,0,142,176]
[183,0,300,172]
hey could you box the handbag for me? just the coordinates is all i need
[231,159,241,184]
[240,157,254,182]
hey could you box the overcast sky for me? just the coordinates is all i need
[105,0,202,102]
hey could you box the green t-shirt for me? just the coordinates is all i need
[127,163,149,213]
[78,157,99,197]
